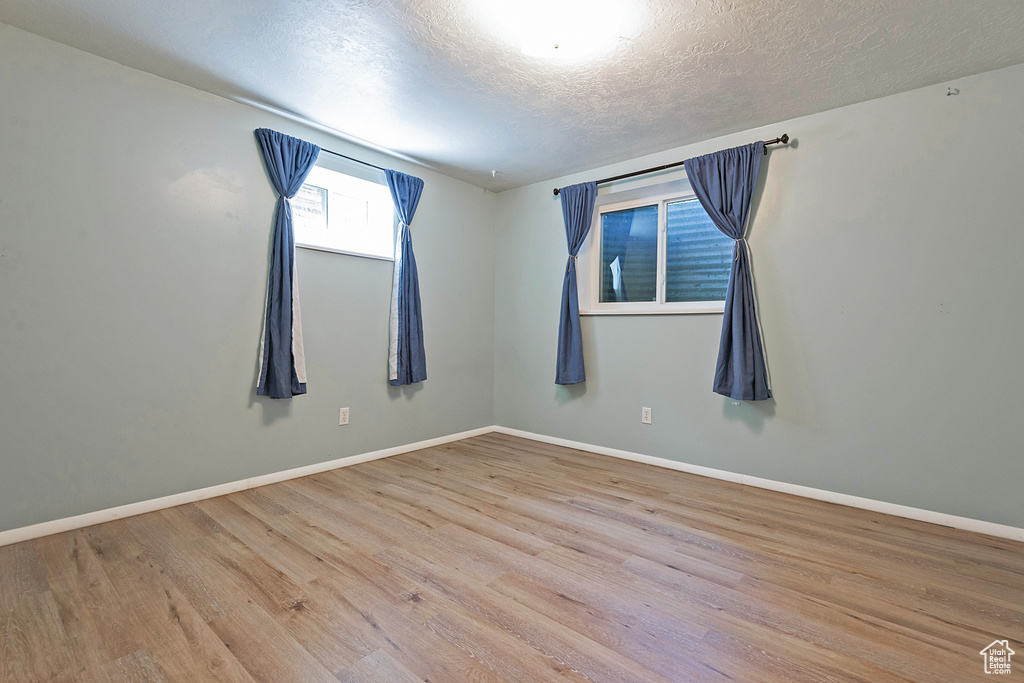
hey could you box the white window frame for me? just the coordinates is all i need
[577,179,727,315]
[293,158,397,262]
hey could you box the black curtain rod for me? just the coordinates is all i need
[552,134,789,196]
[320,147,386,172]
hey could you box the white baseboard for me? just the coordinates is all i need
[0,426,495,548]
[492,426,1024,543]
[4,424,1021,548]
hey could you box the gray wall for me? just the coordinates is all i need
[0,25,495,532]
[4,22,1023,534]
[493,63,1024,528]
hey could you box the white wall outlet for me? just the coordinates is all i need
[339,407,350,426]
[642,407,652,425]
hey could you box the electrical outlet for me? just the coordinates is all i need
[339,407,350,426]
[642,407,652,425]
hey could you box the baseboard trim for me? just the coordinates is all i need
[5,424,1021,547]
[0,426,496,548]
[491,426,1024,543]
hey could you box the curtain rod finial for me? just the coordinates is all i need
[553,188,560,196]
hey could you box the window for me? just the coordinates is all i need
[292,161,395,260]
[578,180,733,314]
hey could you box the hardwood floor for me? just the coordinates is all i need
[1,433,1022,682]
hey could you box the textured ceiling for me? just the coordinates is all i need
[2,0,1024,190]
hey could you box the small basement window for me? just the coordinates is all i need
[291,160,395,260]
[577,179,732,314]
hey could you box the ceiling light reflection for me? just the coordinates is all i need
[475,0,635,61]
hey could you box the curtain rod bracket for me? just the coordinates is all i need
[762,133,789,155]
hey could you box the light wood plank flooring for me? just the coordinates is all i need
[1,433,1022,682]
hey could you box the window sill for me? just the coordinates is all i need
[297,243,394,262]
[581,303,725,316]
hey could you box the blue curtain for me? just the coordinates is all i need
[684,141,771,401]
[555,181,598,385]
[386,169,427,386]
[253,128,320,399]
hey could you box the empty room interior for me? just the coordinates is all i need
[2,1,1024,681]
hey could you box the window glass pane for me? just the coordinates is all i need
[599,204,658,302]
[293,165,394,259]
[665,199,732,302]
[293,184,327,233]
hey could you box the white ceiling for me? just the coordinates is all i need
[2,0,1024,191]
